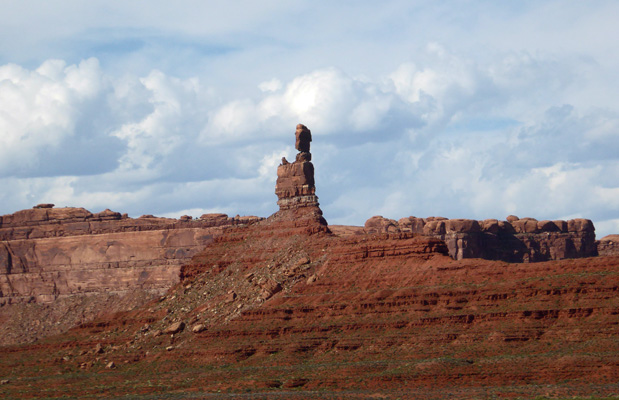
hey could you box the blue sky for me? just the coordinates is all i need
[0,0,618,238]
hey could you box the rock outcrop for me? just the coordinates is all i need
[3,213,619,398]
[273,124,328,231]
[1,122,619,398]
[275,124,320,211]
[17,201,614,398]
[0,121,613,350]
[0,206,262,306]
[366,215,598,262]
[0,206,260,241]
[598,235,619,256]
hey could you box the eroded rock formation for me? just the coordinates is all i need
[273,124,328,231]
[365,215,598,262]
[1,122,619,397]
[0,206,262,306]
[0,122,614,349]
[23,201,614,398]
[275,124,320,211]
[0,206,259,241]
[598,235,619,256]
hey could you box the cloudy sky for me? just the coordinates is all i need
[1,1,618,238]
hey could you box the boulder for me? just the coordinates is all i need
[225,291,237,303]
[537,220,560,232]
[553,220,568,232]
[445,219,480,233]
[94,209,122,220]
[260,279,282,301]
[364,216,400,234]
[295,124,312,153]
[481,219,500,233]
[498,220,516,233]
[598,235,619,257]
[33,204,54,209]
[200,213,228,222]
[398,217,425,233]
[511,218,539,234]
[164,321,185,335]
[423,220,446,235]
[567,218,595,233]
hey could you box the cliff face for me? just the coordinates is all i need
[0,207,261,306]
[0,207,261,345]
[1,228,206,304]
[0,206,259,240]
[364,215,598,262]
[0,123,605,312]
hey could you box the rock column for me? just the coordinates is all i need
[275,124,320,210]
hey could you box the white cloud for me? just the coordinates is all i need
[111,70,203,175]
[2,50,618,239]
[258,79,282,93]
[0,2,618,240]
[201,99,259,143]
[0,58,108,175]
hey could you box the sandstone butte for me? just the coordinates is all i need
[1,124,618,399]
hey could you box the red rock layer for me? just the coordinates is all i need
[0,206,262,344]
[0,206,263,303]
[0,206,260,240]
[1,212,617,399]
[598,235,619,256]
[180,206,330,281]
[365,215,598,262]
[275,161,319,210]
[274,124,321,211]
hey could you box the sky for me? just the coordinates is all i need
[0,1,618,238]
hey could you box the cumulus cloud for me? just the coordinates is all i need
[203,67,422,148]
[258,79,282,93]
[1,2,618,239]
[110,70,205,179]
[0,58,117,176]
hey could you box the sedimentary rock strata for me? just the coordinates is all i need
[275,124,321,211]
[365,215,598,262]
[0,206,259,241]
[0,122,614,353]
[16,198,612,398]
[598,234,619,256]
[0,206,262,306]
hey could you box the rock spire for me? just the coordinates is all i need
[275,124,320,211]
